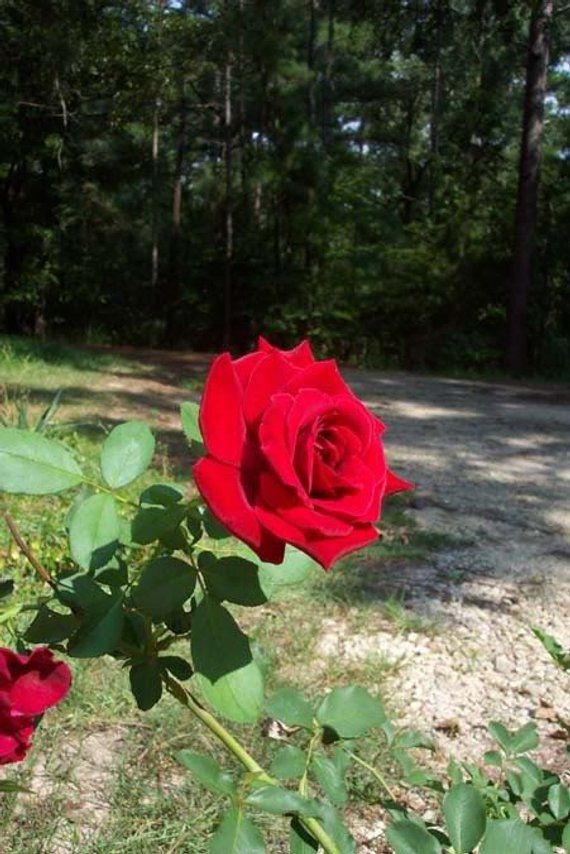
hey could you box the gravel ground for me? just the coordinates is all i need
[323,370,570,771]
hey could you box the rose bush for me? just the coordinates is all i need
[3,340,565,852]
[194,337,411,569]
[0,647,71,765]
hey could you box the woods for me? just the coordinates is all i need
[0,0,569,374]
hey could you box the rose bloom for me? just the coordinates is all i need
[194,338,411,570]
[0,647,72,765]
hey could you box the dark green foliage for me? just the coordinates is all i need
[0,1,568,374]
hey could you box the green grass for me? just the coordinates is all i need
[0,336,454,852]
[0,335,138,391]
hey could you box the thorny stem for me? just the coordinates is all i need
[341,745,396,801]
[163,674,341,854]
[3,512,57,590]
[299,725,321,796]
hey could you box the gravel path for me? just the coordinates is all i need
[336,370,570,769]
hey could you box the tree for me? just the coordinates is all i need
[507,0,555,373]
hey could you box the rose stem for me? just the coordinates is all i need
[341,746,396,800]
[164,674,341,854]
[4,512,57,590]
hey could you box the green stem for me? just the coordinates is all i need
[164,675,340,854]
[341,746,396,801]
[299,726,321,796]
[81,477,138,508]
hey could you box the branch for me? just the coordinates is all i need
[164,674,341,854]
[3,512,57,590]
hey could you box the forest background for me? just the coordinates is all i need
[1,0,568,376]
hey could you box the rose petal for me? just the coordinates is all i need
[303,525,379,571]
[385,469,414,495]
[286,340,315,368]
[256,337,315,368]
[314,456,380,521]
[284,360,354,398]
[199,354,246,466]
[9,648,72,716]
[287,388,332,447]
[233,350,266,389]
[243,351,300,426]
[258,394,302,493]
[194,457,285,563]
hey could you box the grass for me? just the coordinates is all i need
[0,335,454,853]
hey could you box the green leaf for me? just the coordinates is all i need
[164,608,193,635]
[0,580,14,600]
[265,687,314,729]
[489,721,513,752]
[176,750,236,796]
[562,822,570,853]
[140,483,185,508]
[447,757,464,785]
[394,729,435,750]
[316,686,385,739]
[56,572,110,610]
[484,750,504,767]
[92,557,128,587]
[443,784,486,853]
[201,508,231,539]
[532,627,570,671]
[270,745,307,780]
[130,661,162,710]
[0,428,83,494]
[69,493,120,570]
[67,590,124,657]
[181,402,204,448]
[199,552,267,606]
[510,722,539,754]
[24,606,78,643]
[100,421,155,488]
[290,818,318,853]
[191,596,263,723]
[133,557,196,619]
[480,819,535,854]
[316,804,357,854]
[386,820,442,854]
[209,808,265,854]
[246,785,319,816]
[548,783,570,819]
[130,505,187,545]
[158,655,193,681]
[311,754,348,806]
[257,547,317,599]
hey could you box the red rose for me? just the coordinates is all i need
[0,647,72,765]
[194,338,411,570]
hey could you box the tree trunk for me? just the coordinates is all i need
[151,103,160,292]
[222,56,233,350]
[429,0,444,216]
[506,0,553,373]
[164,98,187,340]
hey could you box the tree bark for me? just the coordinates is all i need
[151,103,160,292]
[506,0,553,373]
[428,0,444,216]
[164,97,187,340]
[222,56,233,350]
